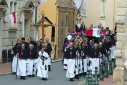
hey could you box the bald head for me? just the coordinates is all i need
[69,42,73,48]
[29,44,34,50]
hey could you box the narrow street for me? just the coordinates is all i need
[0,61,113,85]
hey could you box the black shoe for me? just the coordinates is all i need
[20,76,26,80]
[48,65,51,71]
[27,75,32,77]
[44,78,47,81]
[75,75,79,80]
[79,74,82,77]
[82,72,86,77]
[32,75,35,77]
[22,76,26,80]
[13,72,16,75]
[70,78,73,81]
[42,78,44,80]
[20,76,23,79]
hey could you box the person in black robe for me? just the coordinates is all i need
[75,24,82,33]
[82,42,91,75]
[81,22,86,31]
[12,39,21,74]
[37,41,42,52]
[27,44,38,77]
[65,42,76,81]
[13,39,21,56]
[45,38,52,71]
[90,44,100,74]
[18,44,29,80]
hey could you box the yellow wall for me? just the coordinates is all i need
[39,0,57,59]
[39,0,75,59]
[82,0,115,31]
[106,0,115,31]
[39,0,57,43]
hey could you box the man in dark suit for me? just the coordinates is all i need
[45,38,52,71]
[81,22,86,31]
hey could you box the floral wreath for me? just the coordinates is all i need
[74,37,83,45]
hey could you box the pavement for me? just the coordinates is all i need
[0,63,11,75]
[0,60,113,85]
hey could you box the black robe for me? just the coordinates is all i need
[30,41,37,50]
[29,49,38,59]
[91,48,99,58]
[98,45,107,57]
[19,49,29,59]
[82,46,91,58]
[45,43,52,56]
[65,48,76,59]
[13,43,21,55]
[37,45,42,52]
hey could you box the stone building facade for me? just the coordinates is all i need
[0,0,38,62]
[81,0,116,31]
[113,0,127,85]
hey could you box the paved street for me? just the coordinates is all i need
[0,61,113,85]
[0,61,85,85]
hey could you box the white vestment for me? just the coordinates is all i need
[66,59,75,78]
[12,54,18,73]
[109,46,116,60]
[37,51,49,78]
[17,59,27,76]
[88,58,99,74]
[26,58,38,76]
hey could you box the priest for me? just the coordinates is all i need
[37,46,49,81]
[65,42,76,81]
[17,44,29,80]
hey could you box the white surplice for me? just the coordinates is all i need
[37,51,49,78]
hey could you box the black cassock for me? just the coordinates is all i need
[13,43,21,55]
[19,49,29,59]
[30,41,37,50]
[45,43,52,57]
[65,48,76,59]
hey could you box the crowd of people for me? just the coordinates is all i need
[11,23,117,82]
[63,25,117,81]
[12,37,52,80]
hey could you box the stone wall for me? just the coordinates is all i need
[113,0,127,85]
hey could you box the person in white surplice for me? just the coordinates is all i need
[65,42,76,81]
[17,44,29,80]
[27,44,38,77]
[37,47,49,80]
[12,39,21,74]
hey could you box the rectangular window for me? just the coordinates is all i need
[101,0,106,17]
[10,2,13,13]
[80,0,87,16]
[14,2,17,12]
[51,26,55,42]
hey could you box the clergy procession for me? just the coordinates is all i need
[10,23,117,83]
[12,37,52,80]
[63,24,117,82]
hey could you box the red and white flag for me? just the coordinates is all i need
[8,12,16,26]
[34,1,40,7]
